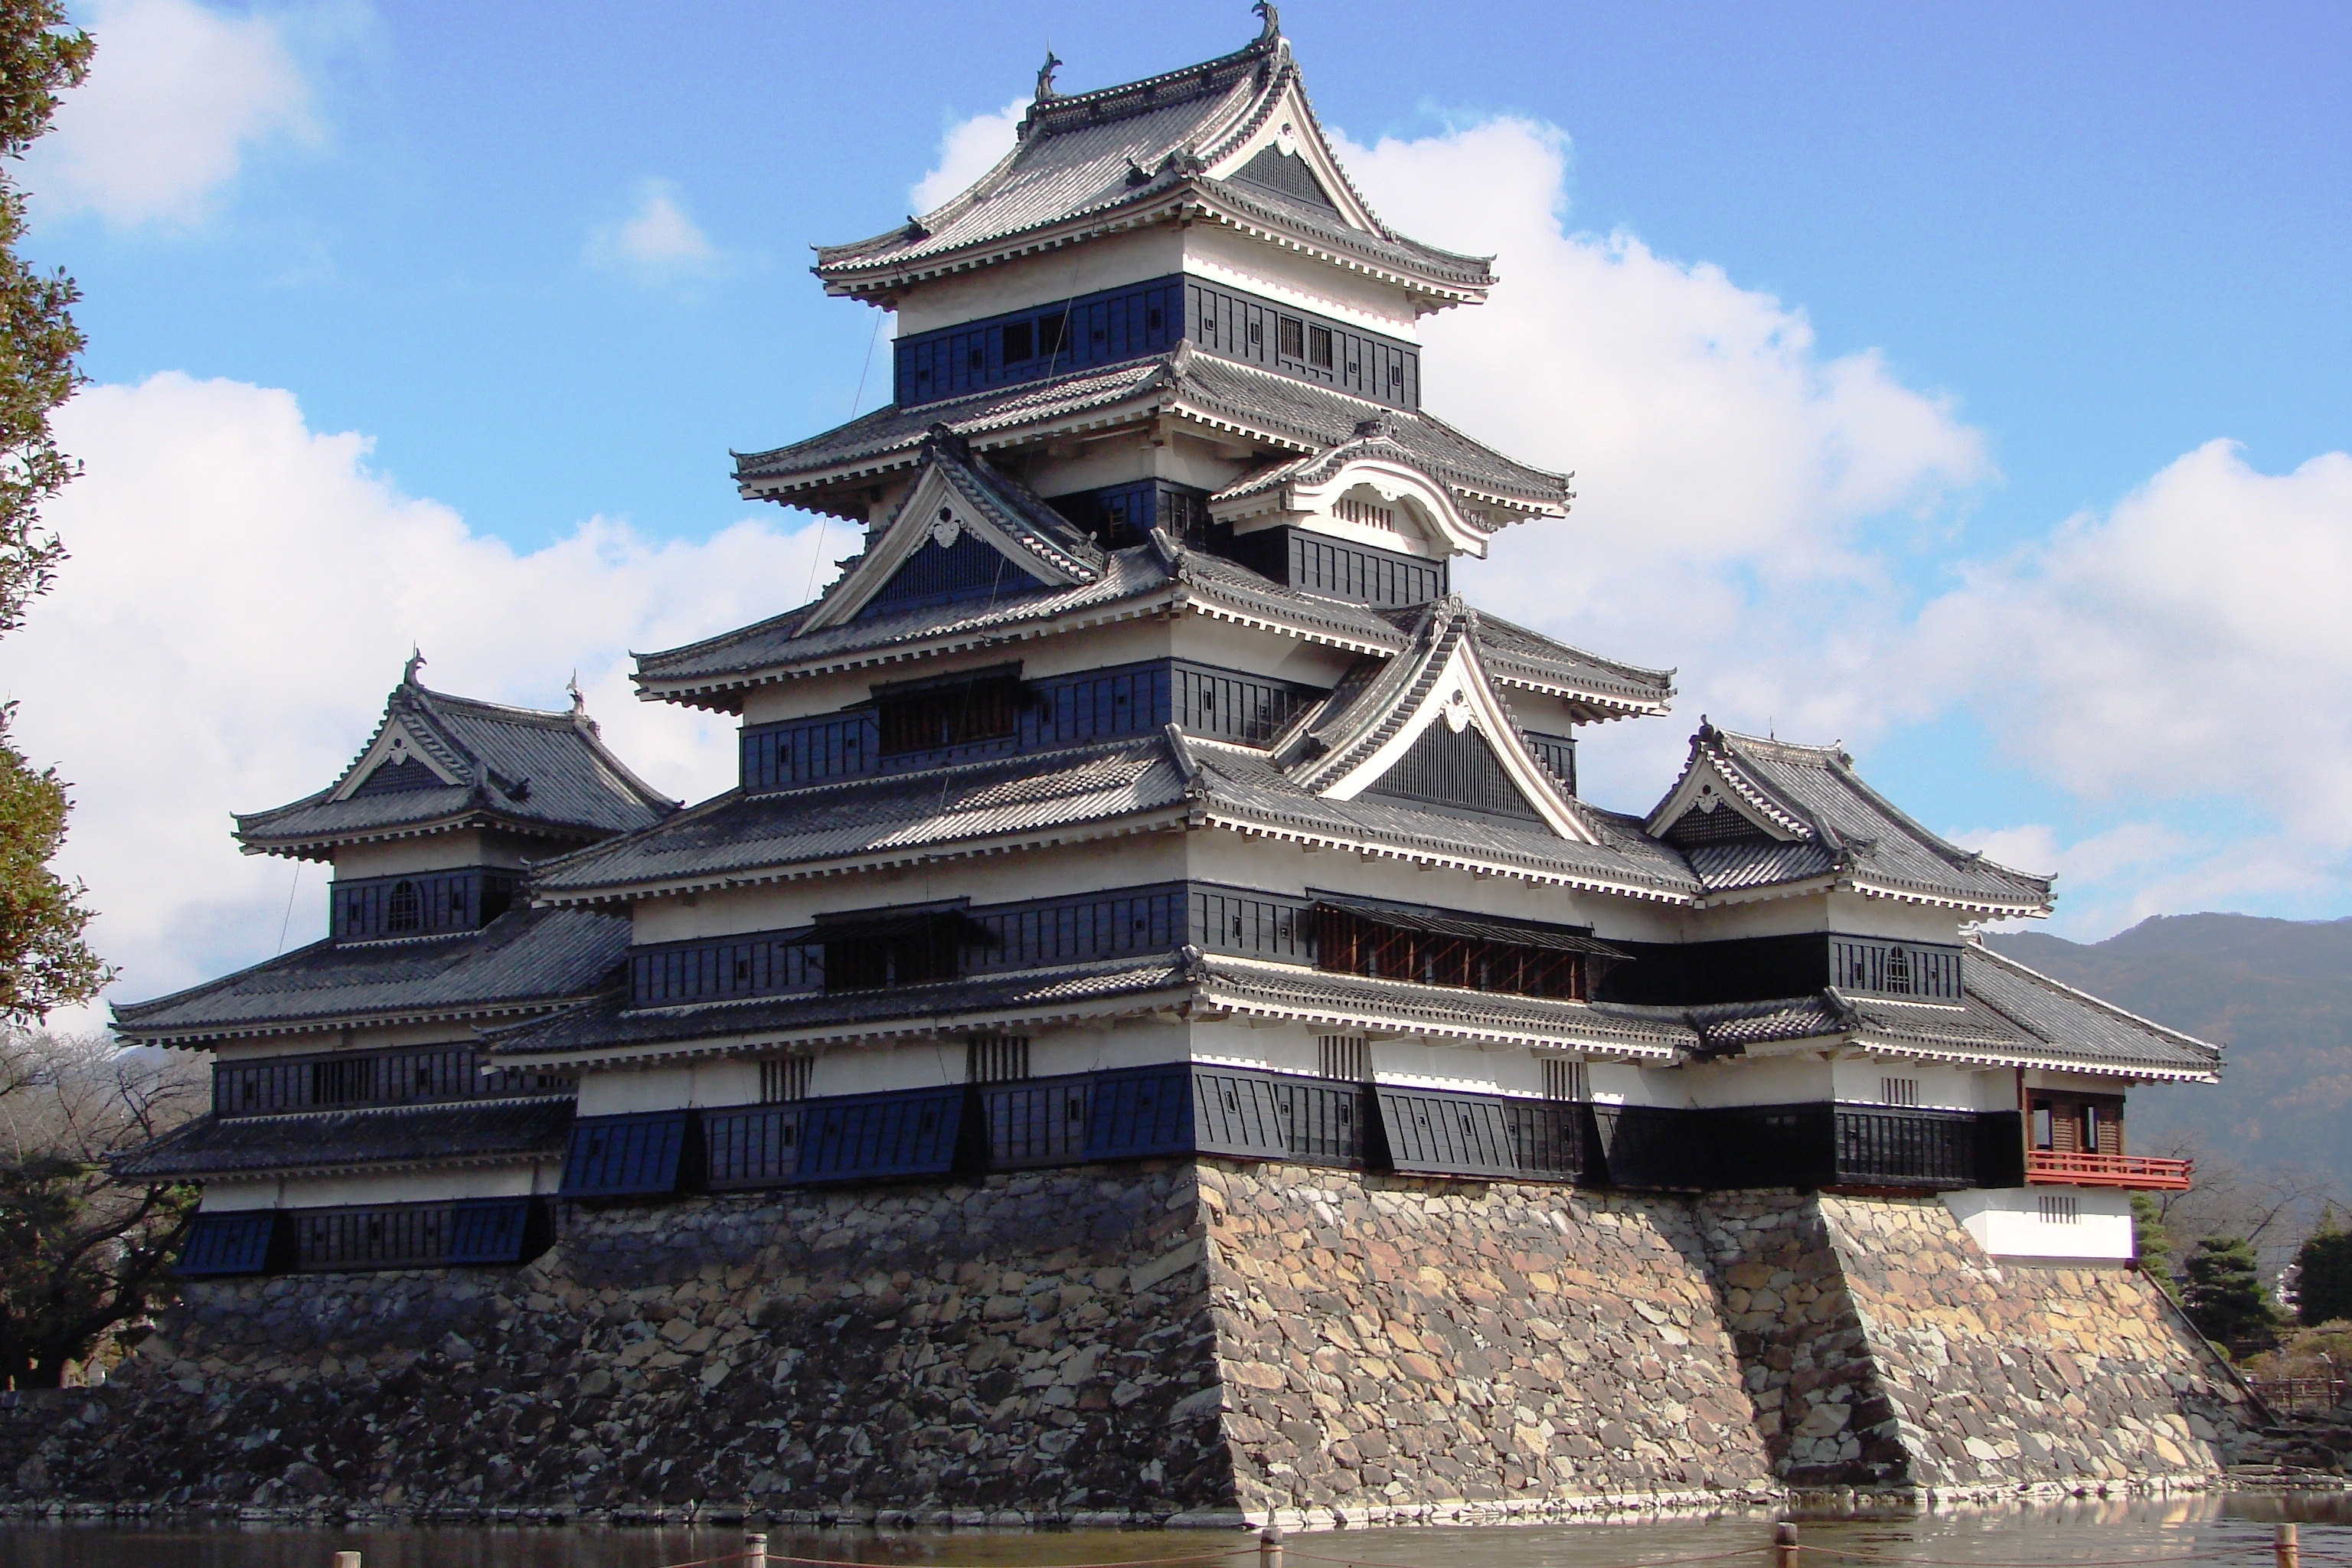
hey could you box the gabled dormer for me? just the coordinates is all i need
[795,431,1106,635]
[1646,724,2053,918]
[234,659,678,941]
[1284,596,1596,842]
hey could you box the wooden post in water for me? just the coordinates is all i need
[1774,1522,1800,1568]
[745,1534,768,1568]
[332,1551,361,1568]
[2277,1524,2299,1568]
[1259,1524,1284,1568]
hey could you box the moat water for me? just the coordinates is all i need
[3,1497,2350,1568]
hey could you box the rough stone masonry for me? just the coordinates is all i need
[0,1161,2259,1525]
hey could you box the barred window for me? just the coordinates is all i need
[1279,316,1305,360]
[968,1034,1031,1084]
[1317,1034,1368,1082]
[1307,324,1334,368]
[759,1057,812,1104]
[877,678,1021,756]
[387,880,420,933]
[1884,946,1913,995]
[2037,1194,2079,1225]
[1541,1057,1589,1102]
[1880,1076,1919,1107]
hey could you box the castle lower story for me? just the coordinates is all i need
[4,1161,2252,1524]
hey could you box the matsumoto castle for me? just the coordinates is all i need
[119,13,2213,1292]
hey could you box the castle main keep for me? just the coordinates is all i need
[47,13,2253,1524]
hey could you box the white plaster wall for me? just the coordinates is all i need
[1181,227,1421,335]
[198,1161,557,1211]
[733,610,1360,729]
[1590,1059,1673,1108]
[1502,691,1595,739]
[1828,1054,1975,1111]
[1020,430,1251,499]
[1028,1018,1190,1077]
[207,1019,499,1063]
[1971,1069,2024,1113]
[333,831,541,879]
[629,832,1191,944]
[1677,1055,1833,1109]
[1179,830,1691,945]
[893,230,1187,336]
[1942,1186,2134,1262]
[577,1057,763,1115]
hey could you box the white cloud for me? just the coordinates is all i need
[909,98,1027,215]
[586,179,730,284]
[0,373,836,1030]
[25,0,341,227]
[1323,117,1988,800]
[1916,442,2352,832]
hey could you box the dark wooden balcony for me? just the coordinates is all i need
[2026,1149,2193,1191]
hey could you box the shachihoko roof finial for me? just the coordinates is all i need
[1034,48,1062,103]
[403,646,426,686]
[567,671,586,714]
[1253,1,1281,41]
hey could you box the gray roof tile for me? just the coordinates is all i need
[1653,726,2052,911]
[237,675,676,856]
[110,906,632,1042]
[812,32,1492,303]
[732,349,1567,511]
[114,1097,573,1180]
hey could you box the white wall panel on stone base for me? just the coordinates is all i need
[198,1161,557,1211]
[1942,1186,2135,1262]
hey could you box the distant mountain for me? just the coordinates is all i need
[1982,914,2352,1190]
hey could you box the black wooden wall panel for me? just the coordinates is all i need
[1083,1065,1194,1159]
[1376,1089,1521,1178]
[795,1086,965,1184]
[562,1110,694,1197]
[175,1211,286,1276]
[1360,721,1540,819]
[334,869,517,942]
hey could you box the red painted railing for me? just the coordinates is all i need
[2026,1150,2194,1190]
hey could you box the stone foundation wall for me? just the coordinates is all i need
[1696,1192,2255,1497]
[1201,1165,1776,1522]
[5,1165,1237,1524]
[0,1163,2258,1524]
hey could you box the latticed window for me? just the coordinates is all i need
[877,678,1022,756]
[967,1034,1031,1084]
[1317,1034,1368,1082]
[1883,946,1913,995]
[1279,316,1305,359]
[1880,1076,1919,1107]
[2038,1194,2079,1225]
[1541,1057,1589,1102]
[387,880,420,933]
[1307,324,1334,368]
[1317,908,1583,999]
[759,1057,812,1104]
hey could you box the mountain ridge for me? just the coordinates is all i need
[1981,913,2352,1191]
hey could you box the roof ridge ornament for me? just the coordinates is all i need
[403,647,426,688]
[1034,48,1062,104]
[1253,1,1280,42]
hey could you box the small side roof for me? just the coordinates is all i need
[109,905,632,1045]
[1647,724,2053,916]
[732,347,1571,524]
[812,15,1494,312]
[113,1097,574,1183]
[234,661,678,860]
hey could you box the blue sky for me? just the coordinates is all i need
[5,0,2350,1021]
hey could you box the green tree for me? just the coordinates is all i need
[2133,1192,2180,1298]
[2295,1210,2352,1328]
[0,0,105,1023]
[2182,1234,2282,1349]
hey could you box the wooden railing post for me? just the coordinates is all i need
[2277,1524,2298,1568]
[332,1552,361,1568]
[1259,1524,1283,1568]
[1774,1522,1800,1568]
[745,1534,767,1568]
